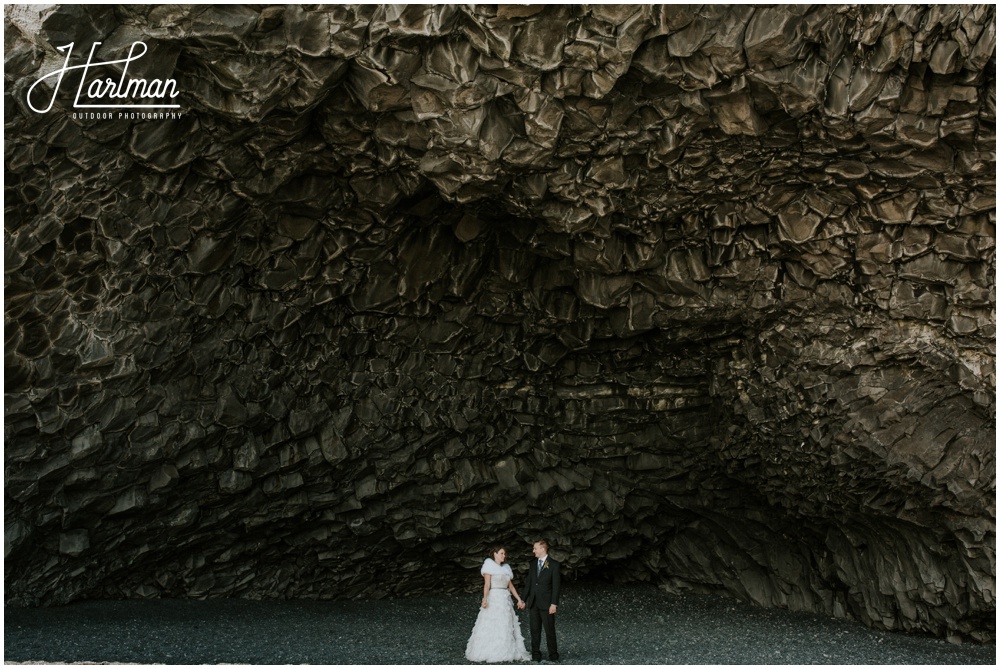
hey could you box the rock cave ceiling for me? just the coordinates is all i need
[3,3,996,641]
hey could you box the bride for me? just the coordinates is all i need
[465,546,531,663]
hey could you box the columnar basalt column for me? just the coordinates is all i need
[4,4,995,642]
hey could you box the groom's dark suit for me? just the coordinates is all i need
[523,556,560,661]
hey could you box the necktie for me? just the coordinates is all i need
[538,559,544,574]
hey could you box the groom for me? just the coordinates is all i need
[519,540,560,662]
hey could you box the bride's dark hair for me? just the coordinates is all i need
[488,545,506,559]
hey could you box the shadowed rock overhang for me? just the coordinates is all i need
[4,4,995,642]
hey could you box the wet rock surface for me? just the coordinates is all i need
[4,4,995,642]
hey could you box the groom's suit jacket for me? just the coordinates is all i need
[524,557,561,609]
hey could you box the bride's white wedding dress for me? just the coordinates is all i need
[465,559,531,662]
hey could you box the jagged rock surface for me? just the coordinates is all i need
[4,4,995,642]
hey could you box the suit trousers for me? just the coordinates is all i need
[529,606,558,660]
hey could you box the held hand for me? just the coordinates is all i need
[549,604,557,615]
[517,601,525,610]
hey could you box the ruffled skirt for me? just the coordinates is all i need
[464,590,531,662]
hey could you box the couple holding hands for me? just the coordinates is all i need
[465,540,561,663]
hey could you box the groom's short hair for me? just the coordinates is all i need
[536,539,549,551]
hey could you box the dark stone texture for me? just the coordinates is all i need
[4,3,995,643]
[3,585,996,664]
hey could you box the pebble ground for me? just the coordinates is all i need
[4,583,994,665]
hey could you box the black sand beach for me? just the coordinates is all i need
[4,583,994,665]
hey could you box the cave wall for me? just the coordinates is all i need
[4,4,995,641]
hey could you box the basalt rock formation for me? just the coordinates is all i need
[4,4,996,642]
